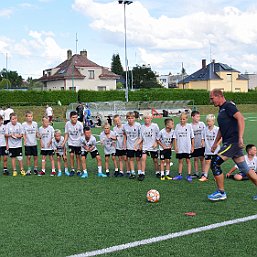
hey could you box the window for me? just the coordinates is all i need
[89,70,95,79]
[60,87,64,90]
[98,86,106,91]
[235,88,241,92]
[69,87,76,91]
[227,73,232,82]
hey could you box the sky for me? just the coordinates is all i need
[1,0,257,79]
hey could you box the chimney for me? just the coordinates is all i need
[202,59,206,69]
[80,49,87,57]
[67,49,72,60]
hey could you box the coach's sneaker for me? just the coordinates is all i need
[50,171,56,177]
[253,195,257,200]
[199,175,208,182]
[186,175,192,183]
[138,174,145,181]
[165,175,172,180]
[57,171,62,177]
[81,172,88,179]
[38,171,45,176]
[69,170,75,177]
[12,171,18,177]
[208,190,227,201]
[173,174,183,181]
[76,170,82,177]
[65,170,70,176]
[20,170,26,176]
[98,172,107,178]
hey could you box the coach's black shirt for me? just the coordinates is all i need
[217,101,239,144]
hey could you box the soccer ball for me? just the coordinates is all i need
[146,189,160,203]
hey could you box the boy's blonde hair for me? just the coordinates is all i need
[180,112,188,119]
[143,112,152,118]
[25,111,33,116]
[126,112,135,119]
[54,129,61,135]
[206,114,216,121]
[103,122,110,129]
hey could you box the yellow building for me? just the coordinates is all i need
[178,59,248,92]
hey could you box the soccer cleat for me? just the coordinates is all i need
[253,195,257,200]
[106,172,110,177]
[161,175,165,181]
[173,174,183,180]
[57,171,62,177]
[33,170,38,175]
[186,175,192,182]
[81,172,88,178]
[126,172,131,177]
[65,170,70,176]
[50,171,56,177]
[3,169,10,176]
[38,171,46,176]
[208,190,227,201]
[76,171,82,177]
[20,170,26,176]
[191,173,199,179]
[199,176,208,182]
[165,175,172,180]
[114,171,119,177]
[118,172,124,177]
[129,173,136,179]
[138,174,145,181]
[98,172,107,178]
[26,171,31,176]
[155,172,161,178]
[69,170,75,177]
[12,171,18,177]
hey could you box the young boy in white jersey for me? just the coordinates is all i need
[191,110,206,178]
[157,118,175,181]
[113,114,129,177]
[123,112,142,179]
[199,114,220,181]
[63,111,83,176]
[22,111,39,175]
[38,116,55,176]
[80,126,106,178]
[173,112,194,182]
[226,144,257,181]
[52,129,69,177]
[100,122,118,177]
[5,113,25,176]
[135,112,160,181]
[0,115,9,175]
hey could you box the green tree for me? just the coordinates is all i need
[0,69,23,88]
[132,65,160,89]
[0,78,11,89]
[111,53,124,75]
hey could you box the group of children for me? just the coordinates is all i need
[0,109,256,181]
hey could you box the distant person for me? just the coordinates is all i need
[4,105,14,124]
[107,116,112,126]
[45,105,54,124]
[83,104,91,127]
[96,115,102,127]
[76,102,84,123]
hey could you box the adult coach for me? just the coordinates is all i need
[209,89,257,201]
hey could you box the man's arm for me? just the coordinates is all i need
[233,111,245,148]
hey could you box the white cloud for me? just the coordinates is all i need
[0,8,13,18]
[72,0,257,73]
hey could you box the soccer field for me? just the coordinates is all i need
[0,113,257,257]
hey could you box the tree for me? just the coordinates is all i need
[111,54,124,75]
[0,69,23,88]
[0,78,11,89]
[131,65,161,89]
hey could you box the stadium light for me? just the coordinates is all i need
[118,0,133,102]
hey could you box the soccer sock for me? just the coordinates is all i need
[138,170,142,175]
[52,168,55,172]
[42,169,45,172]
[155,171,160,174]
[120,170,124,174]
[115,168,118,172]
[98,166,102,173]
[58,169,61,173]
[161,170,165,176]
[83,169,88,173]
[142,171,145,175]
[165,170,170,176]
[131,170,135,175]
[64,167,69,172]
[106,169,110,173]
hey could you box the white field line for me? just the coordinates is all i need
[67,214,257,257]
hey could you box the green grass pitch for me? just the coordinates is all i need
[0,113,257,257]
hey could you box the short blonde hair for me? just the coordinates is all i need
[206,114,216,121]
[103,122,110,129]
[143,112,152,118]
[54,129,61,135]
[180,112,188,119]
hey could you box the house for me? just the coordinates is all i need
[38,50,120,91]
[243,73,257,90]
[157,73,188,88]
[177,59,248,92]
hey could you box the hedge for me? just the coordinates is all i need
[1,89,257,106]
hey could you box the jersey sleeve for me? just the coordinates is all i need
[226,102,239,117]
[189,124,194,138]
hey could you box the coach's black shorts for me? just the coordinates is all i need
[41,150,54,156]
[160,149,172,160]
[192,147,205,157]
[142,150,158,159]
[176,153,191,159]
[81,150,99,159]
[115,149,126,157]
[218,143,244,159]
[68,145,81,155]
[0,146,8,156]
[9,147,23,158]
[126,149,142,158]
[25,145,38,156]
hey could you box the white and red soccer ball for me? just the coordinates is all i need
[146,189,160,203]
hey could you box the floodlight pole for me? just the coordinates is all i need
[119,0,133,102]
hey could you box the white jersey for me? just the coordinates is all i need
[3,108,14,121]
[140,123,159,151]
[46,106,53,116]
[174,123,194,154]
[157,128,175,151]
[64,121,83,147]
[0,124,6,147]
[235,155,257,171]
[38,125,54,150]
[191,121,205,149]
[100,131,116,155]
[123,122,141,150]
[113,125,125,150]
[80,135,97,153]
[5,122,23,148]
[202,125,220,155]
[52,136,65,155]
[22,121,38,146]
[0,109,4,119]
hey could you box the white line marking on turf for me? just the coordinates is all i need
[67,214,257,257]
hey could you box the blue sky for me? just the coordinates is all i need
[1,0,257,79]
